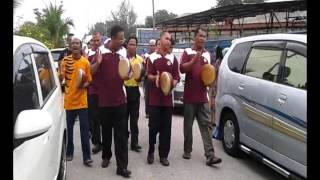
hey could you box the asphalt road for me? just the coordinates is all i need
[67,88,286,180]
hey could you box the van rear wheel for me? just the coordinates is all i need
[221,112,241,157]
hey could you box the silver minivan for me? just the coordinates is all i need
[213,34,306,179]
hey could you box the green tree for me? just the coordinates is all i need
[15,21,54,49]
[34,2,74,48]
[107,0,137,39]
[145,10,178,27]
[89,22,108,36]
[216,0,242,7]
[86,0,139,40]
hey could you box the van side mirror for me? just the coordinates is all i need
[14,110,52,142]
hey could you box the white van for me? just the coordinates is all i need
[13,36,67,180]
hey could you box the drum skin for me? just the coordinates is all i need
[201,64,216,86]
[132,63,143,82]
[160,71,173,96]
[76,69,86,88]
[118,57,131,80]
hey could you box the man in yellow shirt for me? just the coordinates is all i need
[124,36,144,152]
[60,37,93,166]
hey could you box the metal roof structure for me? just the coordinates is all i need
[156,0,306,28]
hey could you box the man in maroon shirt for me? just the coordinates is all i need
[87,32,103,154]
[180,27,222,166]
[146,31,180,166]
[91,25,131,178]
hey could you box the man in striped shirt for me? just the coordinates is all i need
[60,37,93,166]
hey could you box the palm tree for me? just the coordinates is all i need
[35,2,74,48]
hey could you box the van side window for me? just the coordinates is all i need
[13,50,39,121]
[34,53,56,102]
[227,42,252,73]
[244,48,282,82]
[282,50,306,90]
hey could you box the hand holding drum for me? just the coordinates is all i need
[159,71,173,96]
[200,64,216,86]
[118,56,144,81]
[118,56,131,80]
[76,68,87,88]
[131,63,144,82]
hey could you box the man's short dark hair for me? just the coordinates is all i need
[194,27,206,36]
[160,31,170,38]
[110,25,124,39]
[71,37,82,47]
[92,31,101,36]
[156,39,160,45]
[127,36,138,45]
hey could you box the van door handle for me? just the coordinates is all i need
[238,83,245,90]
[278,94,287,104]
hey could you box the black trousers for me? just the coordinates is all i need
[99,104,128,169]
[88,94,102,145]
[125,86,140,147]
[148,106,173,158]
[143,79,150,115]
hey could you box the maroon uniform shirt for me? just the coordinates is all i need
[87,48,101,95]
[147,52,180,107]
[180,48,212,103]
[96,47,128,107]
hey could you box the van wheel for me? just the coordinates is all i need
[57,137,66,180]
[221,112,241,157]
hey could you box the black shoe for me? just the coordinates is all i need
[131,145,142,152]
[83,159,93,167]
[160,158,170,166]
[206,156,222,165]
[116,168,131,178]
[101,159,110,168]
[92,144,102,154]
[66,155,73,161]
[182,152,191,159]
[147,153,154,164]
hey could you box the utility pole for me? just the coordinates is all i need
[152,0,155,30]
